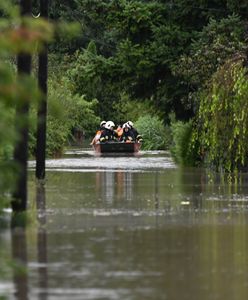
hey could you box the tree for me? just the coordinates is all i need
[43,0,248,123]
[193,56,248,171]
[174,15,246,88]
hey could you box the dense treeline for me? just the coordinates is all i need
[47,0,247,118]
[44,0,248,170]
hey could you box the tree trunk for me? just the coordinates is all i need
[36,0,49,180]
[12,0,32,212]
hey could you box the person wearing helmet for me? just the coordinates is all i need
[115,124,123,140]
[120,123,135,143]
[127,121,143,143]
[99,121,118,143]
[100,121,107,129]
[90,121,106,145]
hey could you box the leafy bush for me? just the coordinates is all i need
[112,93,159,124]
[135,114,169,150]
[29,77,100,157]
[170,120,200,166]
[0,65,21,207]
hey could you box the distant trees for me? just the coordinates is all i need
[57,1,247,124]
[173,15,248,170]
[48,0,248,170]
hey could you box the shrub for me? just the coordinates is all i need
[112,93,159,124]
[29,78,100,157]
[170,118,202,166]
[135,114,169,150]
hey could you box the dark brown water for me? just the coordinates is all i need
[1,149,248,300]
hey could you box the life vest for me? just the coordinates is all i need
[116,127,123,137]
[95,130,101,140]
[91,130,102,145]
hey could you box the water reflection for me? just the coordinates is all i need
[7,150,248,299]
[11,227,28,300]
[95,171,134,204]
[101,170,133,203]
[10,183,48,300]
[104,172,115,204]
[36,183,48,300]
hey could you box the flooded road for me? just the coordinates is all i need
[1,148,248,300]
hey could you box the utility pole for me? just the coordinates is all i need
[12,0,32,212]
[36,0,49,180]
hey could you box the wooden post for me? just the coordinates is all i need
[36,0,49,180]
[12,0,32,212]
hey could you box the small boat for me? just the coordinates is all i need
[93,142,141,154]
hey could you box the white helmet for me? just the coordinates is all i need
[122,123,130,129]
[127,121,134,128]
[100,121,106,127]
[105,121,115,130]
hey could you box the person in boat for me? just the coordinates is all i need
[127,121,143,143]
[120,123,135,143]
[90,120,106,145]
[99,121,118,143]
[115,124,123,140]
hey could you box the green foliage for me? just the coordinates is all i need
[49,0,248,123]
[0,64,33,207]
[174,15,246,87]
[0,249,11,280]
[45,116,69,157]
[68,42,104,100]
[48,77,100,137]
[195,57,248,171]
[0,16,53,56]
[68,42,121,120]
[112,93,159,124]
[0,2,54,209]
[170,119,200,166]
[64,1,195,121]
[135,115,169,150]
[29,78,100,157]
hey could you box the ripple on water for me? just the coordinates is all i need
[29,152,176,171]
[31,287,130,300]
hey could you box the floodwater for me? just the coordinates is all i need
[1,148,248,300]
